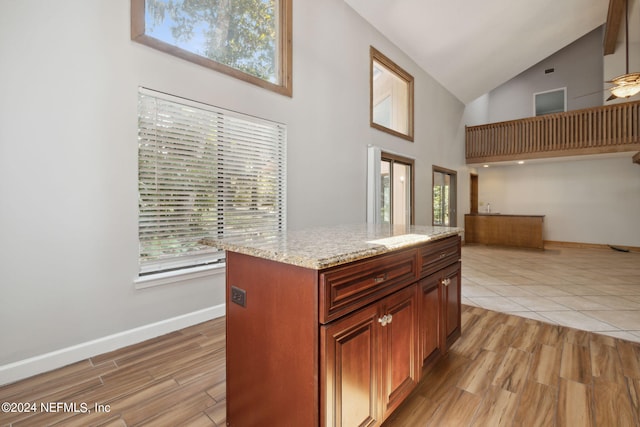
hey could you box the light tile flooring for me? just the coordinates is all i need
[461,243,640,343]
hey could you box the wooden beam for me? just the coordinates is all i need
[604,0,626,55]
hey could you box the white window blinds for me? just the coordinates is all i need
[138,88,287,275]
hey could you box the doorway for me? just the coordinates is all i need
[470,173,478,214]
[380,152,414,226]
[432,166,457,226]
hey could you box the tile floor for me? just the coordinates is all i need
[461,243,640,343]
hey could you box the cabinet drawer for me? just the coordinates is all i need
[320,249,417,324]
[418,236,460,278]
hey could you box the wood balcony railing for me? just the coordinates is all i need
[465,100,640,164]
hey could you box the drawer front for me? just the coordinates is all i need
[320,249,417,324]
[418,236,460,278]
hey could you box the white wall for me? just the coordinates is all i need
[0,0,465,381]
[477,156,640,246]
[488,26,604,122]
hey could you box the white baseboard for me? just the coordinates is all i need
[0,304,225,386]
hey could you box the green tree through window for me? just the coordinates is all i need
[132,0,292,95]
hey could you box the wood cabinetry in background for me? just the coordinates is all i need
[225,235,461,426]
[465,214,545,249]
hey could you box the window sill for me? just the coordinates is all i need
[134,263,226,289]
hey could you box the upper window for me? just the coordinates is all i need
[137,88,287,275]
[131,0,292,96]
[370,47,414,141]
[534,88,566,116]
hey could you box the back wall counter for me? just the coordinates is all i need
[465,214,545,249]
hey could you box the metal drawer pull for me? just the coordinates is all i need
[373,273,388,283]
[439,252,447,259]
[443,278,451,286]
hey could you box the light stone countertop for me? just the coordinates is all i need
[201,223,463,270]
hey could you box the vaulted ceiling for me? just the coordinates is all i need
[345,0,611,104]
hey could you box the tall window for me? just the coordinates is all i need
[138,88,286,275]
[367,147,414,225]
[432,166,457,227]
[131,0,293,96]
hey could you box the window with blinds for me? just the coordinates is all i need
[137,88,286,275]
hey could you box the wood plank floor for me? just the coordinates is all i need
[0,319,226,426]
[3,304,640,426]
[383,305,640,426]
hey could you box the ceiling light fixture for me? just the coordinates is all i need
[610,73,640,98]
[608,0,640,100]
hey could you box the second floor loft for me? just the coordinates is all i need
[465,100,640,165]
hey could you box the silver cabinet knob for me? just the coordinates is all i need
[377,314,393,326]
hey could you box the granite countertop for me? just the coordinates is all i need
[201,223,463,270]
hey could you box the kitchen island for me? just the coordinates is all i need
[202,224,463,427]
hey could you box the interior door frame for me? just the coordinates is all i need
[432,166,457,227]
[382,152,415,225]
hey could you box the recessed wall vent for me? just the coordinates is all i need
[544,68,555,74]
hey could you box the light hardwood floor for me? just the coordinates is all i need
[2,245,640,426]
[383,304,640,426]
[0,319,226,426]
[3,306,640,426]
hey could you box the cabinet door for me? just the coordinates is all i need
[418,275,442,372]
[442,261,462,347]
[379,285,419,419]
[321,304,380,427]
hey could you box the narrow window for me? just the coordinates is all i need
[137,88,286,275]
[432,166,457,227]
[367,147,414,225]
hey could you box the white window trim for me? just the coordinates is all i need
[367,145,382,224]
[533,87,567,116]
[134,262,226,289]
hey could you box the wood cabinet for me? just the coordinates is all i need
[321,285,418,426]
[418,261,461,373]
[442,261,462,347]
[321,301,380,427]
[225,234,461,427]
[418,274,442,369]
[464,214,545,249]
